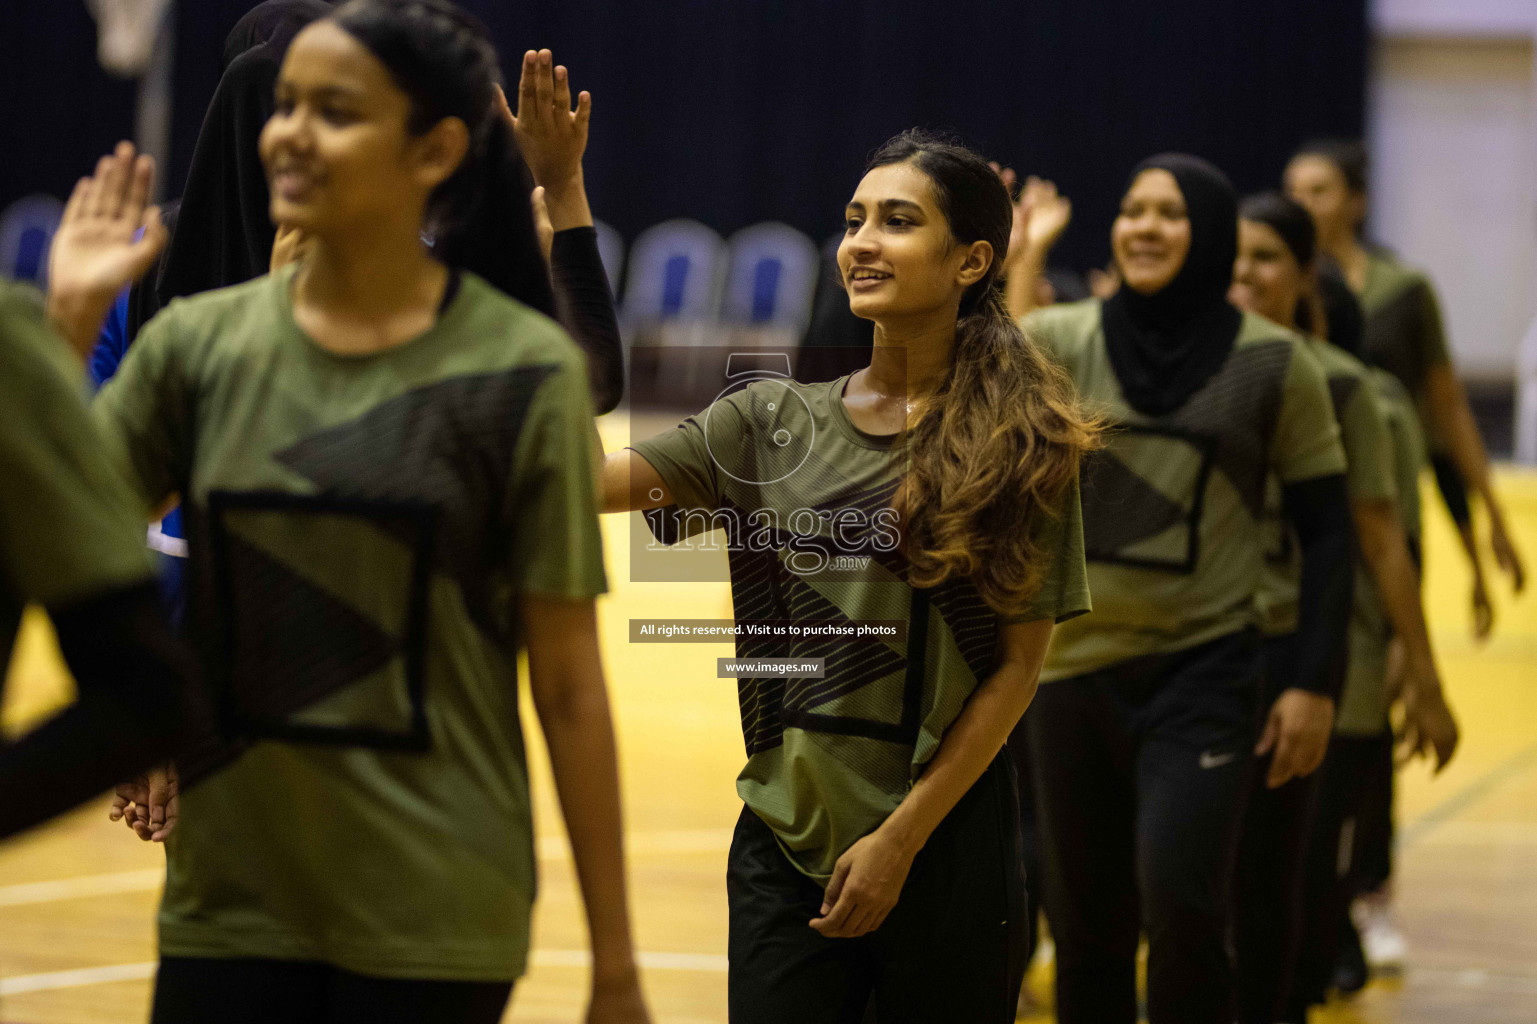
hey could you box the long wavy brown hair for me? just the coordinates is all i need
[873,131,1101,615]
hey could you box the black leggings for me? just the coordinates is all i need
[726,754,1027,1024]
[150,957,514,1024]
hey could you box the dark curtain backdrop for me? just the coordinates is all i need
[6,0,1366,272]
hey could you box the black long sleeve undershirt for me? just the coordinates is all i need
[550,227,624,415]
[0,583,207,840]
[1279,473,1354,702]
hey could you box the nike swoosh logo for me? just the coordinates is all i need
[1200,751,1237,769]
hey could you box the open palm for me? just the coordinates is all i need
[501,48,591,190]
[48,142,167,307]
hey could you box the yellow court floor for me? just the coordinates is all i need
[2,416,1534,1024]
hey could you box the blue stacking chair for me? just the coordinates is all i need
[721,222,820,337]
[621,219,727,326]
[0,195,65,287]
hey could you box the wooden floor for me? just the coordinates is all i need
[2,414,1534,1024]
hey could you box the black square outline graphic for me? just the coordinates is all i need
[777,586,927,747]
[1086,422,1219,575]
[207,489,438,752]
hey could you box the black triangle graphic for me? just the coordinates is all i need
[223,532,400,722]
[274,365,558,636]
[1081,449,1188,556]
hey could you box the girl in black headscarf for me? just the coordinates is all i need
[145,0,335,328]
[1019,155,1354,1024]
[1099,154,1244,416]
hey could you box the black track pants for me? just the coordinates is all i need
[1233,636,1324,1024]
[150,957,513,1024]
[727,754,1027,1024]
[1288,733,1385,1015]
[1027,630,1263,1024]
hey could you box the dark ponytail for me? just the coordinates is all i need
[329,0,556,316]
[865,130,1100,615]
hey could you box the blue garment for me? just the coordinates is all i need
[88,288,132,389]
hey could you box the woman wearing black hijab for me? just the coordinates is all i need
[146,0,333,324]
[1021,155,1354,1024]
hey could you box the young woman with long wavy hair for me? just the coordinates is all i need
[603,129,1097,1023]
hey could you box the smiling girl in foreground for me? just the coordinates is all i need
[63,1,649,1020]
[604,130,1096,1023]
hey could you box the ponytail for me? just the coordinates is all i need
[330,0,555,316]
[899,282,1098,615]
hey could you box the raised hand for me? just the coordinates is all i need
[270,224,310,274]
[529,186,555,263]
[1020,175,1072,255]
[990,163,1033,277]
[47,141,168,356]
[502,49,591,196]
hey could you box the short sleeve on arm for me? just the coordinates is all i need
[1021,303,1078,366]
[1270,342,1348,484]
[1338,374,1396,504]
[628,392,754,513]
[1003,476,1092,625]
[506,354,608,599]
[90,307,190,513]
[0,291,154,608]
[1415,280,1451,371]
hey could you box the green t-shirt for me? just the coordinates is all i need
[1359,250,1451,429]
[0,281,155,669]
[1335,369,1428,737]
[630,374,1089,880]
[92,268,606,981]
[1024,301,1346,681]
[1374,369,1425,545]
[1255,337,1396,638]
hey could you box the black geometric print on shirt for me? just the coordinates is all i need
[1163,339,1291,518]
[1079,446,1190,556]
[927,572,999,682]
[777,574,907,715]
[1327,373,1360,419]
[221,531,399,717]
[274,365,558,639]
[202,490,437,752]
[717,531,912,753]
[726,545,790,756]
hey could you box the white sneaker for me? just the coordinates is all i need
[1353,898,1408,973]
